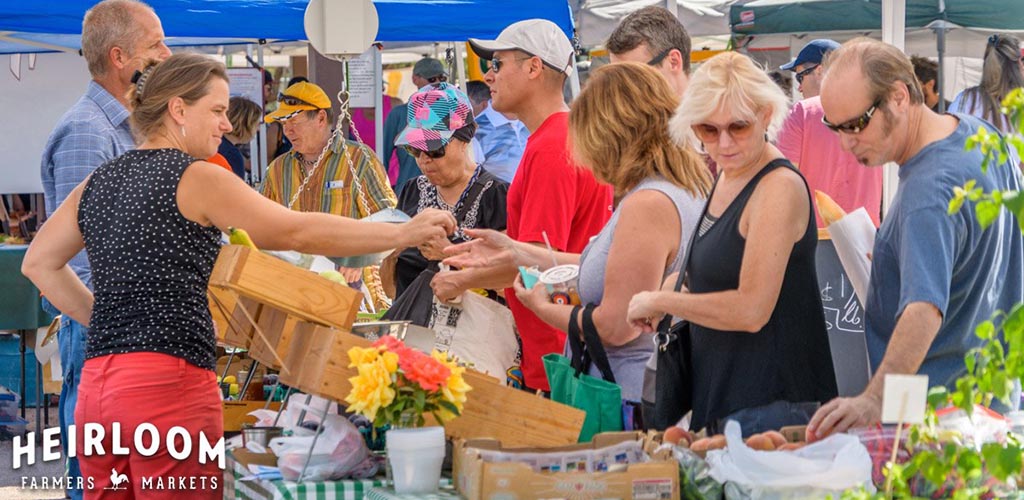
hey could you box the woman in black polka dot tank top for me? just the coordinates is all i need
[22,53,455,499]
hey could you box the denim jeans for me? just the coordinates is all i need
[709,400,821,438]
[41,298,85,500]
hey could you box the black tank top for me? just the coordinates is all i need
[685,159,837,431]
[78,149,222,371]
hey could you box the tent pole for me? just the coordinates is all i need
[880,0,906,218]
[257,43,269,185]
[454,42,468,86]
[937,0,947,113]
[374,45,384,162]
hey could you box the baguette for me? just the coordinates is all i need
[814,190,847,225]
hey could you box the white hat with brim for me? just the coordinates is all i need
[469,19,575,77]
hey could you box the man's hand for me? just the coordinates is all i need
[338,266,363,285]
[418,234,450,261]
[806,392,882,442]
[431,270,467,303]
[443,228,520,269]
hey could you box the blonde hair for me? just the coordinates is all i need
[128,53,228,143]
[570,62,711,198]
[81,0,154,78]
[670,52,789,150]
[227,96,263,143]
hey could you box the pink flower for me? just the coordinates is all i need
[403,354,451,392]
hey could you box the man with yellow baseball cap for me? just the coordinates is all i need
[260,80,397,308]
[264,81,333,123]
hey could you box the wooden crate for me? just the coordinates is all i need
[223,401,281,432]
[279,322,586,448]
[209,245,361,330]
[207,245,362,362]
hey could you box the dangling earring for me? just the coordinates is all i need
[764,132,769,142]
[697,141,706,154]
[181,125,187,138]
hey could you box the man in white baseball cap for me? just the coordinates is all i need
[431,19,613,395]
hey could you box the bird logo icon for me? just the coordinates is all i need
[106,468,129,490]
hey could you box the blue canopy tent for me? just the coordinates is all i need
[0,0,576,53]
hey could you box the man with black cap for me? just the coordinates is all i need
[777,38,883,227]
[432,19,614,394]
[383,57,449,194]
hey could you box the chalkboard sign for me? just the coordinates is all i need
[815,237,871,397]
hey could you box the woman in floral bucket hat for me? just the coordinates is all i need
[382,83,511,334]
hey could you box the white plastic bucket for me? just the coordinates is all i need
[386,426,445,494]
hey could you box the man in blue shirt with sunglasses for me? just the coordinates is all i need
[807,38,1024,440]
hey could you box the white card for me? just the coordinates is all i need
[881,374,929,424]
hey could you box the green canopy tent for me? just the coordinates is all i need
[730,0,1024,35]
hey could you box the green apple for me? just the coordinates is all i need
[319,270,348,285]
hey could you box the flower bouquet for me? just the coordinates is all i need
[343,336,472,493]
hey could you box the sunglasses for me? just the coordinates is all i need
[691,121,755,143]
[490,56,533,73]
[647,47,678,67]
[821,99,882,134]
[794,64,819,84]
[278,94,319,108]
[403,144,446,159]
[426,75,448,84]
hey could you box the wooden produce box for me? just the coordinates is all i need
[207,245,362,368]
[455,431,679,500]
[279,322,586,448]
[223,401,281,432]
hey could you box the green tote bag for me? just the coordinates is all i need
[543,305,623,442]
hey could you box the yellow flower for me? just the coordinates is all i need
[430,350,472,422]
[343,356,396,421]
[380,350,399,374]
[347,346,380,368]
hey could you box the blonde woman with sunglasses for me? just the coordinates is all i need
[626,51,838,436]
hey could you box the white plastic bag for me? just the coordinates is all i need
[431,291,518,379]
[705,420,875,499]
[268,412,375,481]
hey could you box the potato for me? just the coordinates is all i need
[707,434,727,450]
[745,434,776,451]
[762,430,788,448]
[778,442,806,451]
[689,437,713,452]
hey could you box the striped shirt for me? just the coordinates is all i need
[260,138,397,217]
[40,81,136,288]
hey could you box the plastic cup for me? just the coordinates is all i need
[386,426,445,494]
[519,266,541,289]
[539,265,581,305]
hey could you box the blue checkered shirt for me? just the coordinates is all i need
[471,103,529,183]
[41,81,135,288]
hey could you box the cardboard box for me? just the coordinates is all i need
[455,431,679,500]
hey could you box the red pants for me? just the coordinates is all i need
[76,352,223,500]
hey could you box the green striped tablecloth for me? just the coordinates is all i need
[224,451,384,500]
[364,483,461,500]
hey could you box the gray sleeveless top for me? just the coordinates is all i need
[573,176,705,401]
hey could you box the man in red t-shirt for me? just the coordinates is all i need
[430,19,613,392]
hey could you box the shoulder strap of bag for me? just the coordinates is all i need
[567,305,587,375]
[581,304,616,383]
[452,168,492,223]
[654,174,720,334]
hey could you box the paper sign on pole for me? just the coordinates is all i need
[345,48,376,108]
[881,374,928,424]
[226,67,264,108]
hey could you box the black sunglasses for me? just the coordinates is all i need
[490,56,532,73]
[647,47,678,66]
[403,144,446,159]
[794,64,819,84]
[822,99,882,134]
[278,93,318,108]
[426,75,448,84]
